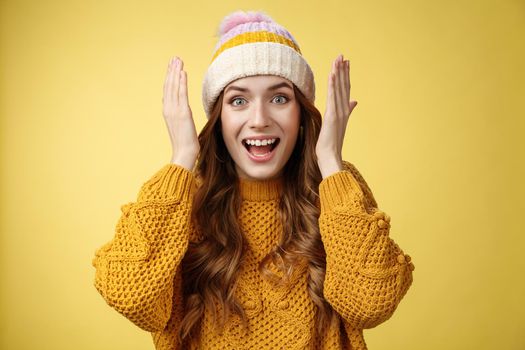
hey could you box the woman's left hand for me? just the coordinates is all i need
[316,54,358,179]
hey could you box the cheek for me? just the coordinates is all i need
[284,111,301,142]
[220,114,241,147]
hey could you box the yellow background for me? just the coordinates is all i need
[1,0,524,349]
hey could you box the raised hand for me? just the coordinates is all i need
[315,54,358,179]
[162,56,200,170]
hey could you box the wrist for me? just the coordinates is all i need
[317,156,343,179]
[170,154,196,172]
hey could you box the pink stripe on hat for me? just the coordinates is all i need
[213,20,299,53]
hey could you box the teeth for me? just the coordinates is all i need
[245,138,277,146]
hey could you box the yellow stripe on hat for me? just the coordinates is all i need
[211,31,302,62]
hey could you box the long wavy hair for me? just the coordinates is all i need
[178,84,338,346]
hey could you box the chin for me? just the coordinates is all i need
[242,169,279,181]
[236,162,282,181]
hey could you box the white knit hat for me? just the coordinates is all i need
[201,10,315,119]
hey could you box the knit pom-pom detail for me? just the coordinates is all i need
[218,10,275,36]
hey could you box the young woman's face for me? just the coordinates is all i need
[221,75,301,181]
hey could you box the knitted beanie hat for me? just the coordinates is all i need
[201,10,315,119]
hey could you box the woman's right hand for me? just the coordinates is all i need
[162,56,200,171]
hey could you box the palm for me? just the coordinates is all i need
[316,54,358,178]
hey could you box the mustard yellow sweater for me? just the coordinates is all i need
[92,161,414,349]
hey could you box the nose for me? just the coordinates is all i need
[249,100,270,129]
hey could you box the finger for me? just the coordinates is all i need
[178,59,186,106]
[343,60,350,102]
[349,100,358,114]
[163,58,169,99]
[164,57,174,103]
[338,56,348,105]
[329,60,339,119]
[338,56,350,116]
[179,70,189,107]
[334,56,344,118]
[325,64,336,119]
[173,57,181,104]
[347,61,353,113]
[336,56,349,146]
[346,61,358,116]
[333,69,344,147]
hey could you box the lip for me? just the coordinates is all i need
[242,138,280,163]
[241,135,280,142]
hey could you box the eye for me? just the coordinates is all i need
[230,97,246,107]
[272,95,289,104]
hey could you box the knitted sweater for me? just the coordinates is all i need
[92,160,414,349]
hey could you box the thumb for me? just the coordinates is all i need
[349,100,358,113]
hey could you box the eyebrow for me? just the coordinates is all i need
[224,82,293,94]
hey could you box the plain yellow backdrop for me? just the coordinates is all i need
[1,0,524,349]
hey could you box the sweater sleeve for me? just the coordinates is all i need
[91,163,200,332]
[319,160,414,329]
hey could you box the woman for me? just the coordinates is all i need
[92,10,415,349]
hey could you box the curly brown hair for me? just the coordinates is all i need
[177,84,338,347]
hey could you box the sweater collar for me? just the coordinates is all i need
[238,176,283,201]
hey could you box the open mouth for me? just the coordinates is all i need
[242,138,281,157]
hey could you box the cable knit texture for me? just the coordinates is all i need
[92,161,414,349]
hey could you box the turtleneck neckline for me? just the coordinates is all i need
[238,176,283,201]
